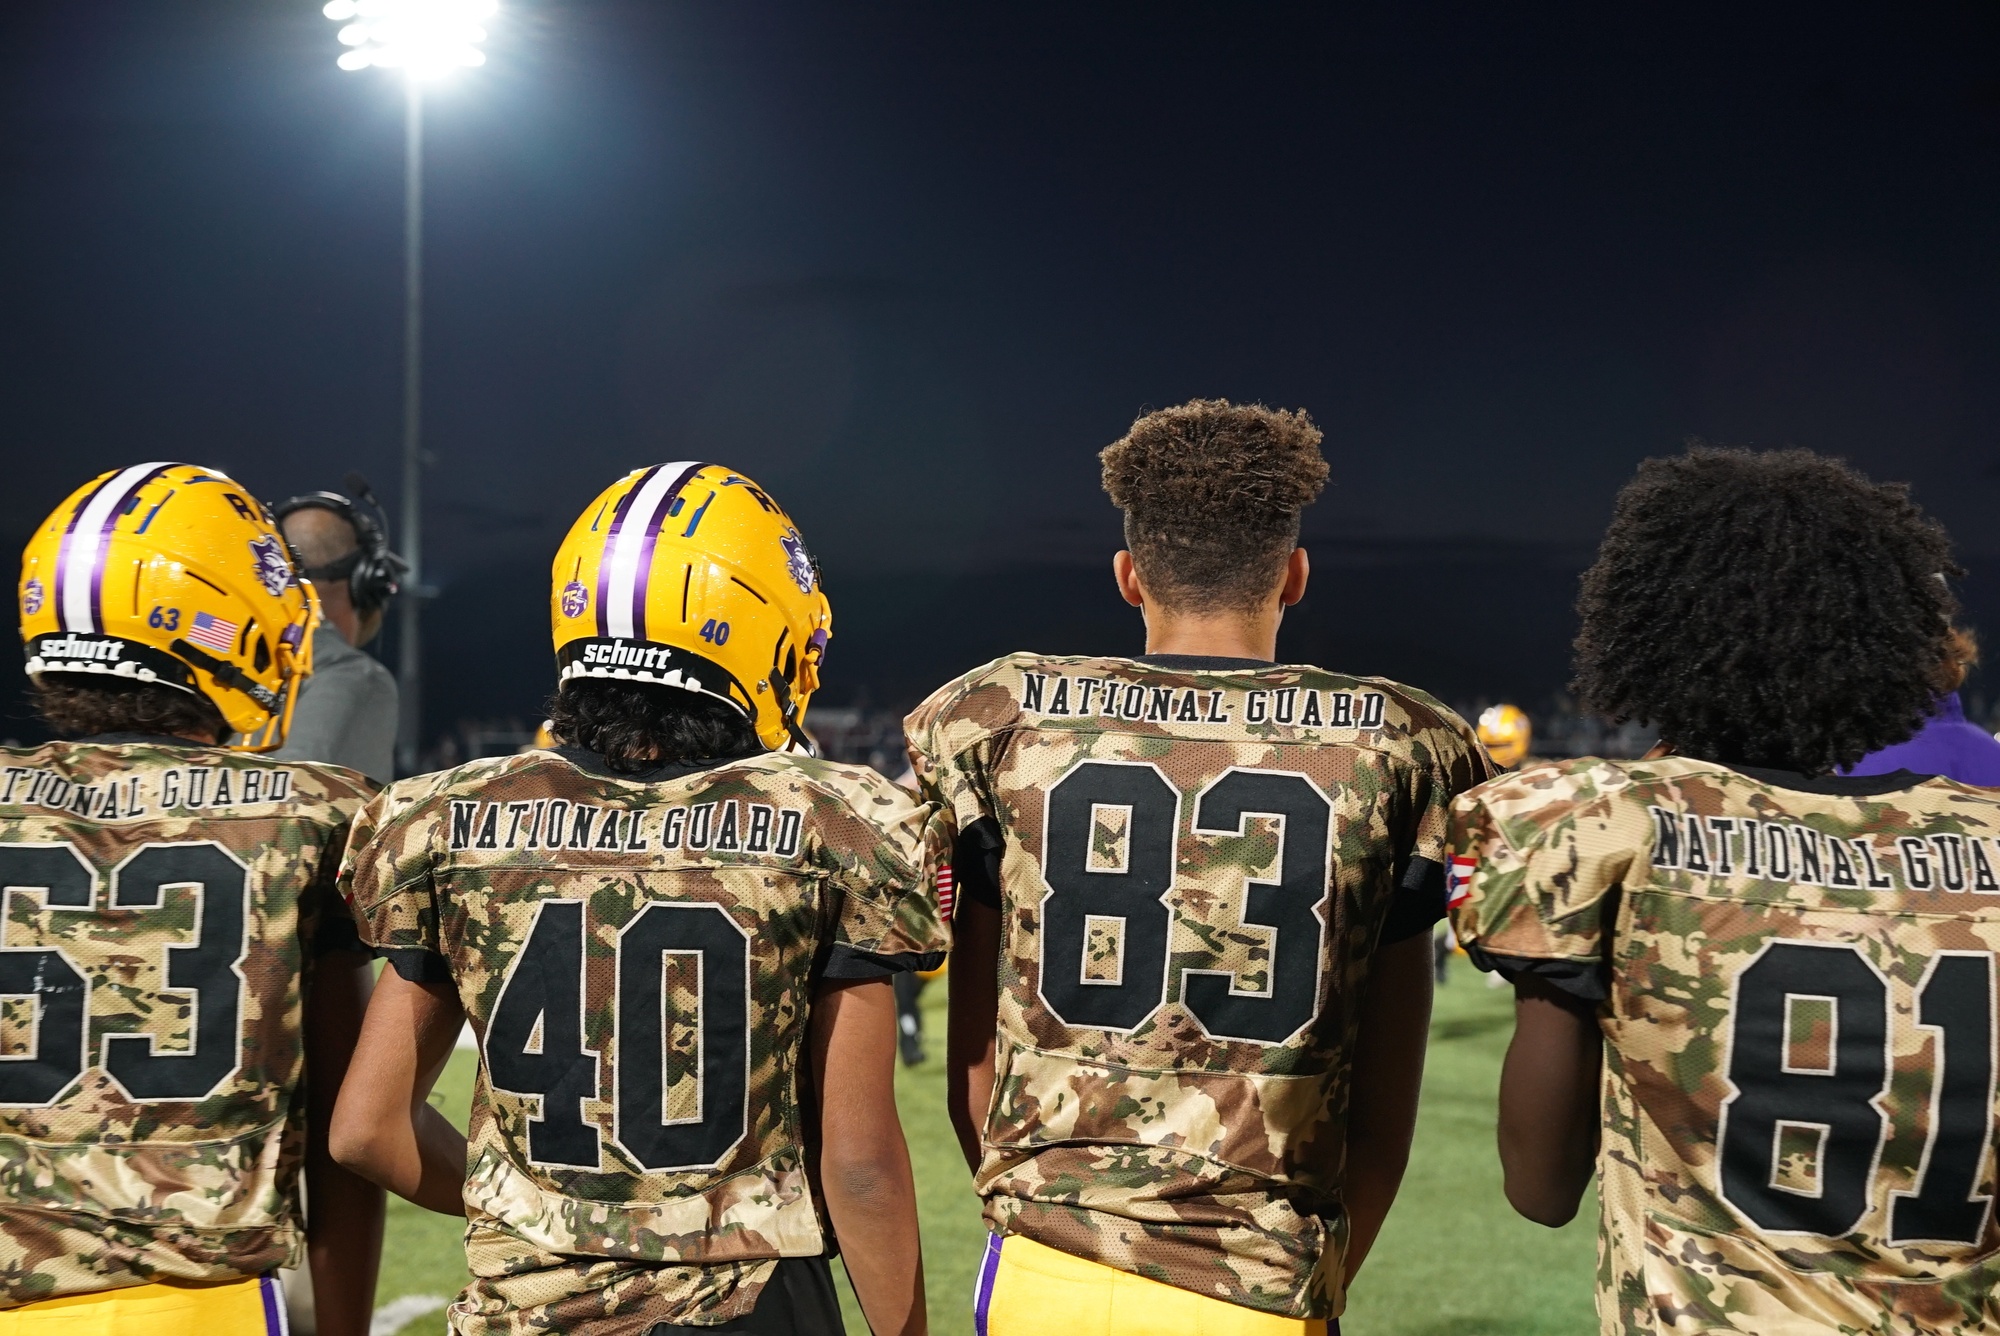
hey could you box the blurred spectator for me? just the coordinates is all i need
[271,490,402,782]
[1844,628,2000,785]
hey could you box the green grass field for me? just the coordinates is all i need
[377,957,1596,1335]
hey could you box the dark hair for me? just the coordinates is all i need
[34,678,227,743]
[1100,398,1330,613]
[545,678,762,773]
[1573,446,1961,775]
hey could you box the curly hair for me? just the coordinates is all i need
[34,679,227,743]
[1101,399,1330,613]
[545,679,762,774]
[1573,447,1961,775]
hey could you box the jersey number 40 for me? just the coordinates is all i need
[1038,760,1332,1046]
[485,899,749,1174]
[0,842,249,1107]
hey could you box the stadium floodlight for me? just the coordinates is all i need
[323,0,495,78]
[323,0,496,773]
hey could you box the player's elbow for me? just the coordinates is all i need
[327,1104,398,1185]
[1501,1166,1586,1228]
[819,1138,909,1215]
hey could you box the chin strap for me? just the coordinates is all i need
[766,671,817,757]
[172,638,279,712]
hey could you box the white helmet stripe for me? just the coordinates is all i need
[602,460,702,640]
[56,462,174,635]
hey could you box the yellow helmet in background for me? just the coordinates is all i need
[551,462,832,753]
[19,463,319,749]
[1477,703,1532,769]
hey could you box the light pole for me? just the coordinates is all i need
[322,0,493,774]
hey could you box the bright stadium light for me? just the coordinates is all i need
[323,0,496,773]
[323,0,495,78]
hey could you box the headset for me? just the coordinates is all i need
[272,472,409,614]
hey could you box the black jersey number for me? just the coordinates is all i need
[1039,762,1332,1044]
[486,900,749,1173]
[1719,941,1996,1243]
[0,841,250,1106]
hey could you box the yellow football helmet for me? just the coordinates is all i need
[19,463,319,749]
[1477,703,1533,769]
[552,463,831,753]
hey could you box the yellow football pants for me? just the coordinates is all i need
[0,1276,285,1336]
[974,1233,1331,1336]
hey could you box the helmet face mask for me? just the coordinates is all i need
[19,464,319,750]
[553,464,832,754]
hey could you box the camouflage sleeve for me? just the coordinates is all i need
[904,688,1004,910]
[336,780,452,984]
[1379,710,1502,945]
[809,768,952,980]
[1445,761,1643,1001]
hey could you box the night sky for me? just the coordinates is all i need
[6,2,2000,744]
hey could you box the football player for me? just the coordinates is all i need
[331,464,946,1336]
[908,401,1494,1335]
[1,465,382,1335]
[1449,447,2000,1334]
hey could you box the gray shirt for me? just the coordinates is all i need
[272,623,399,783]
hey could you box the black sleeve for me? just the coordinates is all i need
[379,946,454,984]
[819,942,948,979]
[954,816,1005,912]
[1463,944,1609,1005]
[1377,854,1446,947]
[312,908,366,957]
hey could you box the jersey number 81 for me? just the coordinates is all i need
[1719,939,1997,1246]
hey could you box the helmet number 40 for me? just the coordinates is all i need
[698,619,730,646]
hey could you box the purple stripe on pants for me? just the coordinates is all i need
[972,1232,1003,1336]
[259,1273,287,1336]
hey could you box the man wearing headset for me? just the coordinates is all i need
[272,486,403,783]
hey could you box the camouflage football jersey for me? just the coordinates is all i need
[339,746,948,1336]
[905,652,1494,1319]
[1449,756,2000,1336]
[0,739,371,1306]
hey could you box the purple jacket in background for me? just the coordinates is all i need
[1842,692,2000,787]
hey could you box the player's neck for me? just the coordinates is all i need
[1139,608,1280,663]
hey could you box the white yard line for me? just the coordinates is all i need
[369,1293,448,1336]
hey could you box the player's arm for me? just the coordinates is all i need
[1497,974,1601,1226]
[1340,930,1434,1281]
[810,975,927,1336]
[303,948,386,1336]
[945,895,999,1174]
[330,966,469,1216]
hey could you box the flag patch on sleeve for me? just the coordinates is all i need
[1446,856,1477,909]
[935,863,956,920]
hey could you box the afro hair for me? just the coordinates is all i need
[1573,446,1961,775]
